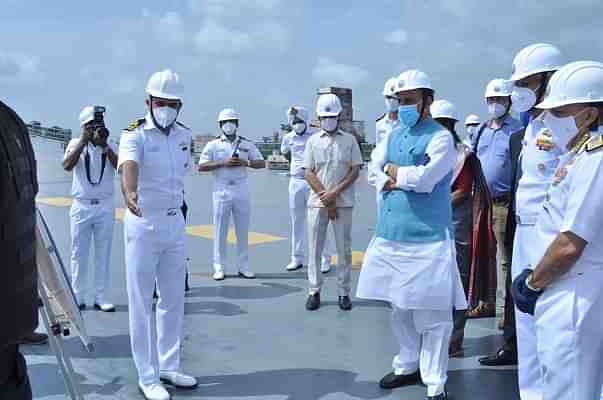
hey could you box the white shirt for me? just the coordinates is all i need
[303,129,363,208]
[64,138,117,200]
[368,114,399,187]
[280,127,318,178]
[198,134,264,184]
[117,114,192,211]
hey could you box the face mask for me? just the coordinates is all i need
[511,86,538,113]
[320,118,338,132]
[398,104,420,128]
[488,102,507,119]
[293,122,306,135]
[543,111,579,150]
[466,126,477,138]
[222,122,237,136]
[385,97,400,113]
[153,106,178,129]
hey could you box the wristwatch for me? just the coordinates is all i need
[526,272,543,292]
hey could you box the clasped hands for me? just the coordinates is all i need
[318,190,338,220]
[383,163,399,191]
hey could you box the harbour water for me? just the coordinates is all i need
[26,137,518,399]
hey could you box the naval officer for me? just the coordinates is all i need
[62,105,117,312]
[512,61,603,400]
[118,69,197,400]
[356,69,467,400]
[198,108,265,281]
[281,105,334,273]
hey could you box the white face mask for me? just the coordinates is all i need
[293,122,306,134]
[543,111,579,150]
[511,86,538,113]
[320,117,338,132]
[385,97,400,113]
[153,106,178,129]
[222,121,237,136]
[488,102,507,119]
[466,125,477,138]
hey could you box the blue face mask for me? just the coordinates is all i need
[398,104,420,128]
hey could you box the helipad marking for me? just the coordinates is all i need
[186,224,285,245]
[332,251,366,269]
[36,196,73,207]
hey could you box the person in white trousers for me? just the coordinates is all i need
[281,105,334,273]
[198,108,266,281]
[118,69,197,400]
[512,61,603,400]
[62,105,117,312]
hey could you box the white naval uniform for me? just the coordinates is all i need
[368,114,399,217]
[280,128,334,266]
[513,116,569,400]
[118,115,191,386]
[357,128,467,397]
[64,138,117,305]
[199,134,264,274]
[529,133,603,400]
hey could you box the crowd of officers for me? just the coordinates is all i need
[2,41,603,400]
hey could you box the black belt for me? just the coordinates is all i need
[492,193,511,203]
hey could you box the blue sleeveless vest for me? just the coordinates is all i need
[376,118,452,243]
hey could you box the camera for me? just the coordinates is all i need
[90,106,109,138]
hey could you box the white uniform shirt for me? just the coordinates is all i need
[117,115,192,211]
[198,134,264,184]
[368,114,399,187]
[532,134,603,275]
[303,129,363,208]
[280,127,318,179]
[64,138,118,200]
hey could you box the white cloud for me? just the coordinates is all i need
[384,29,408,45]
[156,11,186,44]
[188,0,283,18]
[195,21,254,54]
[0,52,41,85]
[312,57,370,88]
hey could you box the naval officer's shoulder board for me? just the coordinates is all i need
[123,118,146,133]
[376,113,386,122]
[586,135,603,153]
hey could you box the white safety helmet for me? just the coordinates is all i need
[218,108,240,122]
[536,61,603,110]
[510,43,564,82]
[79,106,96,126]
[287,106,309,124]
[316,94,342,117]
[394,69,433,93]
[146,69,183,100]
[382,77,398,97]
[465,114,480,126]
[430,99,459,121]
[485,79,514,98]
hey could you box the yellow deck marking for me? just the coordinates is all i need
[115,208,126,220]
[332,251,366,269]
[36,196,73,207]
[186,224,285,245]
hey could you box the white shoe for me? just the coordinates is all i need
[286,261,303,271]
[213,270,225,281]
[238,270,256,279]
[321,261,331,274]
[93,303,116,312]
[138,383,170,400]
[160,371,198,389]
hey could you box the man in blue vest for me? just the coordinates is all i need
[356,69,467,400]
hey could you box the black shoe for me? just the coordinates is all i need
[16,332,48,345]
[338,296,352,311]
[379,370,421,389]
[78,303,86,311]
[478,348,518,366]
[427,389,448,399]
[306,293,320,311]
[185,271,191,291]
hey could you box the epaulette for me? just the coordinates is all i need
[124,118,145,132]
[376,113,386,122]
[176,121,189,129]
[586,135,603,153]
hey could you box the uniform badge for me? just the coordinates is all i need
[535,128,556,151]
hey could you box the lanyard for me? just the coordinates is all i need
[84,145,107,186]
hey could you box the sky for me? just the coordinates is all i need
[1,0,602,142]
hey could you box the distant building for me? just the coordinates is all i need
[191,133,216,164]
[26,121,72,143]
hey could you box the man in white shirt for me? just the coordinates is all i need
[62,105,117,312]
[198,108,265,281]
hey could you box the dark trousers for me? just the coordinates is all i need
[0,345,32,400]
[503,262,517,351]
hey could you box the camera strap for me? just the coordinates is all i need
[84,145,107,186]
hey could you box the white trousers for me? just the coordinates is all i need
[213,182,250,273]
[288,178,335,265]
[69,198,114,304]
[391,307,452,397]
[512,224,544,400]
[535,269,603,400]
[124,209,186,385]
[307,207,352,296]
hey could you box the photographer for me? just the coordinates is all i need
[62,106,118,312]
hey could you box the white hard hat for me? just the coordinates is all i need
[394,69,433,93]
[510,43,564,82]
[465,114,481,125]
[536,61,603,110]
[382,77,398,97]
[79,106,95,126]
[485,78,513,98]
[430,99,459,121]
[316,93,342,117]
[145,69,183,100]
[287,106,309,123]
[218,108,240,122]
